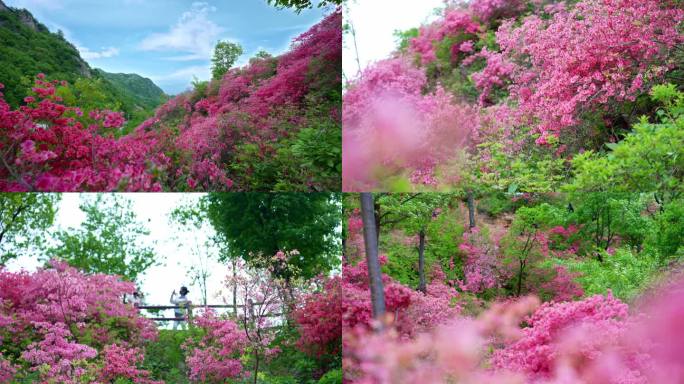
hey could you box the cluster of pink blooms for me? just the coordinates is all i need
[457,227,500,293]
[0,77,168,191]
[100,344,163,384]
[0,260,158,383]
[348,274,684,383]
[481,0,684,143]
[408,8,480,65]
[293,275,342,356]
[342,56,476,190]
[342,256,460,341]
[470,0,525,23]
[183,310,247,383]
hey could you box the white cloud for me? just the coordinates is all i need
[151,65,210,82]
[78,46,120,60]
[138,2,225,61]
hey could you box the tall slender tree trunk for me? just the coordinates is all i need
[516,259,525,296]
[253,350,260,384]
[360,193,386,325]
[231,259,238,317]
[202,274,208,306]
[418,229,426,293]
[374,201,381,242]
[467,190,476,230]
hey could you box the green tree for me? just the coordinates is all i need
[376,193,453,292]
[211,41,243,80]
[266,0,342,13]
[0,193,59,264]
[205,193,341,279]
[502,203,566,296]
[569,84,684,204]
[47,194,157,282]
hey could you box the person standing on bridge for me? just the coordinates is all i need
[170,286,192,330]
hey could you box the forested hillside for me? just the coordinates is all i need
[0,0,166,130]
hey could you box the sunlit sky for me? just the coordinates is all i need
[6,193,229,322]
[4,0,329,94]
[342,0,444,81]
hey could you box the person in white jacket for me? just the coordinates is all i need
[170,286,192,330]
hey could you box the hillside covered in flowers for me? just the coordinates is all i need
[0,8,341,192]
[343,0,684,193]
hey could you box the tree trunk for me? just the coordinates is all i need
[516,259,525,296]
[253,350,260,384]
[374,201,381,242]
[467,190,476,229]
[360,193,386,324]
[232,259,238,317]
[418,229,426,293]
[202,275,208,306]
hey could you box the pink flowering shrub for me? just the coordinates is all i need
[0,77,167,191]
[293,276,342,356]
[0,355,15,384]
[470,0,525,23]
[342,57,476,190]
[492,293,630,379]
[0,260,158,383]
[458,227,500,293]
[20,322,98,383]
[484,0,684,143]
[347,274,684,383]
[100,344,162,384]
[409,8,480,65]
[342,257,459,339]
[183,310,247,383]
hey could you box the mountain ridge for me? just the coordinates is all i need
[0,0,165,124]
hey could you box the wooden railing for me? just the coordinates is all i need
[136,304,280,321]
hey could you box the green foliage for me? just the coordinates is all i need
[425,208,465,282]
[393,28,419,53]
[205,193,341,278]
[0,6,86,107]
[554,247,659,302]
[377,196,465,287]
[142,329,193,383]
[317,368,342,384]
[475,139,567,193]
[290,118,342,188]
[0,193,59,264]
[476,193,518,217]
[47,194,158,282]
[266,0,342,13]
[569,193,652,256]
[569,84,684,200]
[648,199,684,261]
[261,325,340,384]
[97,70,166,111]
[511,203,567,231]
[211,40,243,80]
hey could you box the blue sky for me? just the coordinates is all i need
[5,0,328,94]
